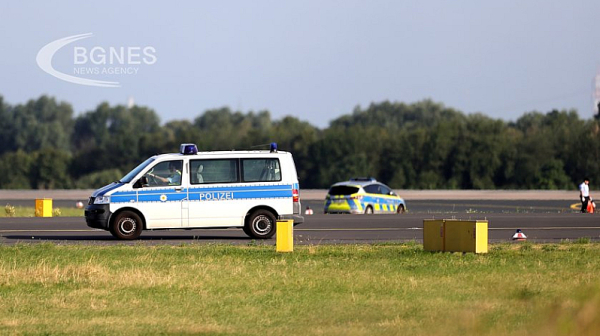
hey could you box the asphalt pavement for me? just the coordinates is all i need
[0,199,598,245]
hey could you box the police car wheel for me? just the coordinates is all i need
[111,211,143,240]
[364,206,374,215]
[245,210,276,239]
[397,205,405,214]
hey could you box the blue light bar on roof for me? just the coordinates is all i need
[180,143,198,155]
[270,142,278,153]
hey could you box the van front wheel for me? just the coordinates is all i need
[245,210,276,239]
[110,211,143,240]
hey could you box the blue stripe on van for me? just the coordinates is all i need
[110,184,294,203]
[188,184,292,201]
[188,189,291,201]
[111,195,137,203]
[138,191,188,202]
[188,184,291,193]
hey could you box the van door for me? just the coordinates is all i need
[188,158,241,227]
[136,159,186,228]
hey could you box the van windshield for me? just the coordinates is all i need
[328,186,360,195]
[120,157,155,183]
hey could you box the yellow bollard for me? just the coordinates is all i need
[35,198,53,217]
[276,220,293,252]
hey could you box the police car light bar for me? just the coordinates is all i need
[350,177,377,182]
[270,142,278,153]
[180,143,198,155]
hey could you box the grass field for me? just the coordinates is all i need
[0,242,599,335]
[2,205,83,217]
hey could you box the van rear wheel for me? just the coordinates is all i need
[110,211,143,240]
[245,209,276,239]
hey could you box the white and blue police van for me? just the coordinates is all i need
[85,143,303,240]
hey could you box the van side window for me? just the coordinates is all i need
[190,159,239,184]
[242,159,281,182]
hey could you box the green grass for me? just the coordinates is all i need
[2,206,83,217]
[0,243,600,335]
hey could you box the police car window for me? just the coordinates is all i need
[144,160,182,187]
[363,184,379,194]
[379,185,392,195]
[190,159,238,184]
[242,159,281,182]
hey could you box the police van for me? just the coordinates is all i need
[85,143,303,240]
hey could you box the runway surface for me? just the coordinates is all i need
[0,199,598,245]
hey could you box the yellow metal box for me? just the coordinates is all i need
[423,219,445,252]
[444,220,488,254]
[276,220,294,252]
[35,198,53,217]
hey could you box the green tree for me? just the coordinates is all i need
[3,96,73,153]
[71,103,162,177]
[30,148,72,189]
[75,169,124,189]
[0,150,34,189]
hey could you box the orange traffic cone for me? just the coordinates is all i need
[587,201,595,214]
[512,229,527,241]
[305,206,313,215]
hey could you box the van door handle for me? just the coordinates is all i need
[175,187,182,192]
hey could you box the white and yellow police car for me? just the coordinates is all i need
[85,143,303,240]
[324,178,406,214]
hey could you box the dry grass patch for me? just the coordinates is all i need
[0,243,599,335]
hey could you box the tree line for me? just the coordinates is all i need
[0,94,597,190]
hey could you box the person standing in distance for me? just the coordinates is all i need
[579,177,591,213]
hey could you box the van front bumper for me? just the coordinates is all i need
[85,204,111,230]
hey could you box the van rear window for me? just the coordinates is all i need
[328,186,359,195]
[242,159,281,182]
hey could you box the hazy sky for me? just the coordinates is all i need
[1,1,600,127]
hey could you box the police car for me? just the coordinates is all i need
[85,143,303,240]
[324,178,406,214]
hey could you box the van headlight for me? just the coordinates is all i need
[94,196,110,204]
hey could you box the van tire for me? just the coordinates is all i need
[110,211,143,240]
[364,206,374,215]
[245,209,276,239]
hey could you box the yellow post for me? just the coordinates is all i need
[423,219,445,252]
[276,220,293,252]
[35,198,53,217]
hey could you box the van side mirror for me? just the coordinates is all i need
[134,176,148,189]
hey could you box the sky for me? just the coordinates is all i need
[1,1,600,128]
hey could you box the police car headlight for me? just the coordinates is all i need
[94,196,110,204]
